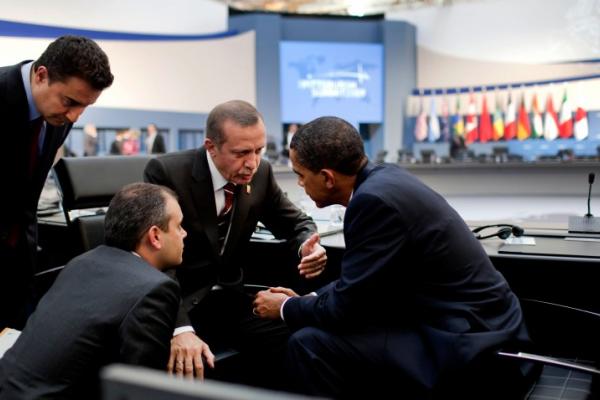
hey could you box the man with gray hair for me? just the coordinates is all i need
[144,100,327,386]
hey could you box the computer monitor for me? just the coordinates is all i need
[102,364,320,400]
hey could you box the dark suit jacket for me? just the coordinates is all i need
[0,245,180,400]
[0,62,72,270]
[150,133,166,154]
[283,162,530,389]
[144,147,316,326]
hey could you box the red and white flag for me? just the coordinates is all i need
[543,93,559,141]
[559,91,573,138]
[573,106,589,141]
[504,93,517,140]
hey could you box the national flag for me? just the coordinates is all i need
[451,96,464,139]
[574,106,589,141]
[559,91,573,138]
[428,96,441,142]
[440,96,450,141]
[479,94,493,143]
[543,93,559,140]
[465,94,479,144]
[531,94,543,139]
[492,95,504,141]
[504,93,517,140]
[517,96,531,140]
[414,97,427,142]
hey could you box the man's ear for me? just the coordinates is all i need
[320,169,336,189]
[33,65,49,84]
[146,226,163,250]
[204,138,216,157]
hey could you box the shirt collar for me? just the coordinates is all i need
[206,150,229,192]
[21,61,40,122]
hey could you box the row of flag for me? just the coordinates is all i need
[414,91,589,144]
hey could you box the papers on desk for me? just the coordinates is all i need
[499,236,600,258]
[253,222,343,241]
[0,328,21,358]
[315,222,343,237]
[504,236,536,245]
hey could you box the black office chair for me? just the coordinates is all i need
[397,149,414,164]
[264,142,279,164]
[557,149,575,162]
[374,150,387,164]
[52,155,153,254]
[34,156,154,307]
[492,146,509,163]
[498,298,600,400]
[420,149,436,164]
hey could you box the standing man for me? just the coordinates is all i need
[254,116,534,398]
[146,123,167,154]
[144,100,327,383]
[0,183,186,399]
[83,122,98,156]
[0,35,113,329]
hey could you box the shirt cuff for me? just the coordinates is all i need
[280,297,291,321]
[280,292,317,321]
[173,325,195,337]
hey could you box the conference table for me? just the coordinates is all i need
[37,159,600,312]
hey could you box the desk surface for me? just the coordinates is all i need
[321,231,600,263]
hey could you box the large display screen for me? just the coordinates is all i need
[280,41,383,125]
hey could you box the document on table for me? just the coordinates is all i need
[0,327,21,358]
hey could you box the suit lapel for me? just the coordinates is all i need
[4,62,33,154]
[191,148,221,259]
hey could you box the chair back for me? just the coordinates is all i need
[52,155,153,251]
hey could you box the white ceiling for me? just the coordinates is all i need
[220,0,465,16]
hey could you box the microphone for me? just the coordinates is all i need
[568,172,600,234]
[586,173,595,217]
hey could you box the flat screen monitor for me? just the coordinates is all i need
[102,364,320,400]
[280,41,383,125]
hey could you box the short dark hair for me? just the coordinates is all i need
[206,100,263,147]
[33,35,113,91]
[290,116,367,175]
[105,183,177,251]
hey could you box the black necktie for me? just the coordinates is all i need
[28,117,44,176]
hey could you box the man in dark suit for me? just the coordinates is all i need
[254,116,534,398]
[0,35,113,329]
[144,100,327,382]
[147,123,167,154]
[0,183,185,399]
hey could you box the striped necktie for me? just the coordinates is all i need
[219,182,235,217]
[217,182,235,253]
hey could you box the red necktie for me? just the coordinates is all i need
[219,182,235,217]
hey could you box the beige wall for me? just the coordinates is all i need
[0,32,257,114]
